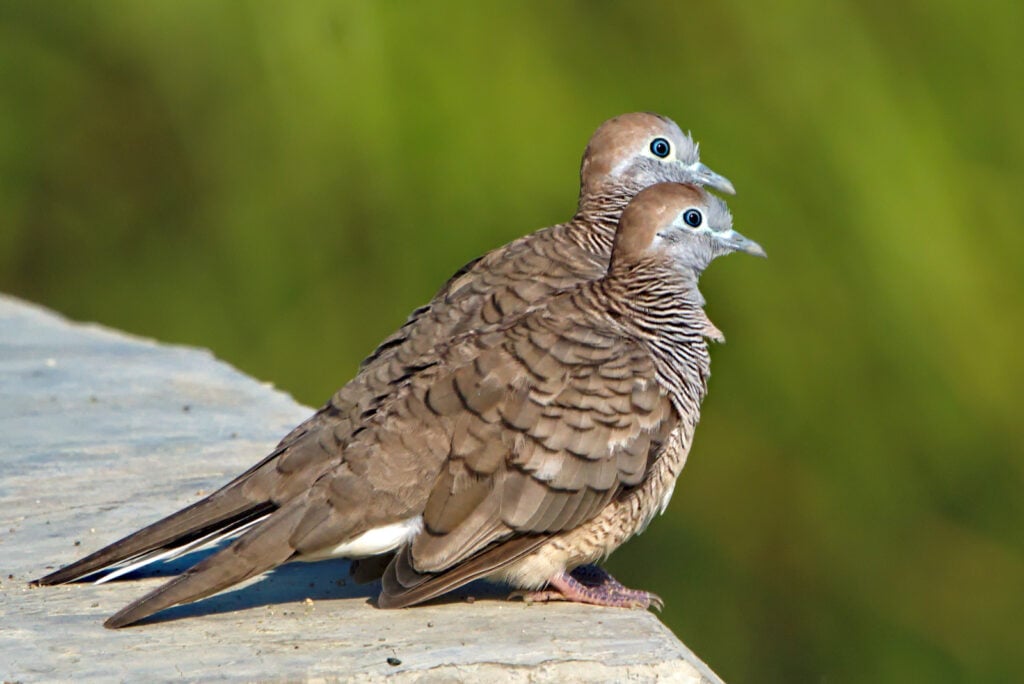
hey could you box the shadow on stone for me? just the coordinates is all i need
[120,562,510,627]
[81,540,510,627]
[123,558,376,627]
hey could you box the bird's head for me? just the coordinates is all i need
[579,113,735,199]
[611,182,765,275]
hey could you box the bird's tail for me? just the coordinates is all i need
[103,503,306,628]
[32,489,276,587]
[32,428,336,587]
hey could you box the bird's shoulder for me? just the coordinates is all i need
[359,220,605,370]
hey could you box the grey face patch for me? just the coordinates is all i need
[648,194,743,272]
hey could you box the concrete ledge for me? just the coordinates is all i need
[0,294,724,682]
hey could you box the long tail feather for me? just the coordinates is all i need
[93,513,271,584]
[103,504,306,629]
[32,492,275,586]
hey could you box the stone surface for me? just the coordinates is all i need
[0,294,724,683]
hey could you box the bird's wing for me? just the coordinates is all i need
[36,226,602,588]
[378,307,677,607]
[102,296,672,626]
[356,252,486,371]
[358,222,599,370]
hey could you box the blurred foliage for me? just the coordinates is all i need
[2,1,1022,681]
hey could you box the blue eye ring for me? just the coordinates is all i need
[683,209,702,227]
[650,138,671,158]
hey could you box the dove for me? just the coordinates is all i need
[33,113,737,619]
[92,181,764,627]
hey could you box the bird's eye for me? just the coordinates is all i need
[650,138,671,158]
[683,209,703,227]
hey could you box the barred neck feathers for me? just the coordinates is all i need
[567,187,631,254]
[592,182,765,414]
[594,259,713,419]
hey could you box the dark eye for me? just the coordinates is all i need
[650,138,671,158]
[683,209,702,227]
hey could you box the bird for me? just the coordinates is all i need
[92,181,764,628]
[31,113,739,623]
[34,113,733,586]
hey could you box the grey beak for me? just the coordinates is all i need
[718,228,766,258]
[690,162,736,195]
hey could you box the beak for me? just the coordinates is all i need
[716,228,766,258]
[688,162,736,195]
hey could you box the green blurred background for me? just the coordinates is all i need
[2,2,1022,681]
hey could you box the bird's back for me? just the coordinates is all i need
[251,220,614,502]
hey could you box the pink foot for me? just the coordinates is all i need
[511,566,663,611]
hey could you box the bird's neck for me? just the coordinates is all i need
[604,258,707,315]
[593,260,715,416]
[568,184,638,252]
